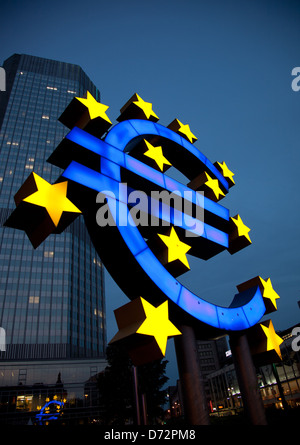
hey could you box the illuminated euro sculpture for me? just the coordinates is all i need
[5,91,282,365]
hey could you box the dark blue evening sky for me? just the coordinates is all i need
[1,0,300,385]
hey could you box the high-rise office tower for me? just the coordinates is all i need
[0,55,106,398]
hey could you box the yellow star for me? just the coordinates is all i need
[136,298,181,355]
[236,276,280,314]
[230,214,251,243]
[143,139,172,171]
[76,91,111,123]
[259,277,280,311]
[176,119,197,143]
[133,94,159,120]
[216,161,235,184]
[158,227,191,269]
[204,172,225,200]
[23,173,81,226]
[260,320,283,360]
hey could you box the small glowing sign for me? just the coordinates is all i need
[35,400,64,425]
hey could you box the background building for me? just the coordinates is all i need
[0,54,107,423]
[167,327,300,421]
[207,324,300,416]
[196,336,229,406]
[166,336,230,421]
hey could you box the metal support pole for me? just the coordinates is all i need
[229,332,267,425]
[132,366,141,425]
[141,393,148,425]
[174,324,210,425]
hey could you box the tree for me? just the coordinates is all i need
[97,343,169,425]
[138,359,169,423]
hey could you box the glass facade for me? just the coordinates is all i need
[0,54,106,361]
[207,330,300,415]
[0,359,105,424]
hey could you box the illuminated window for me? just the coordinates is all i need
[29,296,39,304]
[16,395,33,410]
[42,115,49,120]
[67,90,77,94]
[44,251,54,258]
[94,308,103,317]
[46,86,58,91]
[93,258,102,268]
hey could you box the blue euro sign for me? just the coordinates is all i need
[60,119,266,333]
[35,400,64,425]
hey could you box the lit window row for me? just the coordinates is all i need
[94,308,103,318]
[6,141,19,146]
[29,296,40,304]
[93,258,102,268]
